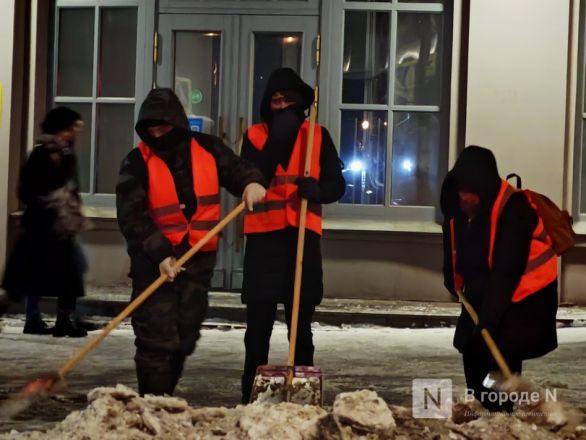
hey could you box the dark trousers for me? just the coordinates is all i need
[131,272,209,396]
[462,341,523,412]
[25,295,77,323]
[241,300,316,403]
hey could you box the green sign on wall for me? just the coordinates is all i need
[191,89,203,105]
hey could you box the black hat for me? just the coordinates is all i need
[41,106,83,135]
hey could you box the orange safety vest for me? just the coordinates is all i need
[450,180,557,302]
[138,139,220,252]
[244,120,323,235]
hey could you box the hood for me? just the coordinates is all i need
[135,88,189,143]
[260,68,314,122]
[440,146,502,219]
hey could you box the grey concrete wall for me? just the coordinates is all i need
[79,222,131,288]
[78,226,452,302]
[465,0,570,205]
[322,231,449,301]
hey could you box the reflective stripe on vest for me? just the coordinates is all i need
[449,218,464,292]
[244,120,323,235]
[449,180,557,302]
[138,139,220,252]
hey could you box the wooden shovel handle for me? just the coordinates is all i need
[287,92,318,375]
[57,202,246,378]
[455,290,513,379]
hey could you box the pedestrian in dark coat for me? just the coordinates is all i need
[116,88,265,396]
[240,68,345,403]
[441,145,558,412]
[2,107,88,337]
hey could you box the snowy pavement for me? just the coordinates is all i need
[1,317,586,433]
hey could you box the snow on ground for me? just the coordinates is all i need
[1,317,586,435]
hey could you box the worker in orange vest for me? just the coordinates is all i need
[441,146,558,412]
[116,88,266,396]
[239,68,345,403]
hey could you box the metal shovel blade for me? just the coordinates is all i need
[249,365,322,406]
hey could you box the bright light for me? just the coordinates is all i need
[366,190,373,195]
[204,32,219,37]
[349,160,364,172]
[284,36,297,44]
[361,120,370,130]
[401,159,414,173]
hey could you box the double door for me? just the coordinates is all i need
[157,13,319,289]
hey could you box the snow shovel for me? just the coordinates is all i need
[249,95,323,406]
[0,202,247,420]
[455,289,563,413]
[455,290,513,379]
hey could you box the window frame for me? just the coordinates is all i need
[575,0,586,222]
[320,0,455,224]
[52,0,153,207]
[158,0,320,16]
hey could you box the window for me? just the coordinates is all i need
[52,1,146,205]
[324,0,452,221]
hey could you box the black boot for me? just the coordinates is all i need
[137,369,175,396]
[170,353,186,393]
[241,373,253,404]
[53,312,87,338]
[23,319,53,335]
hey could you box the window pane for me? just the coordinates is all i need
[252,33,302,124]
[339,110,387,205]
[61,104,93,193]
[391,112,445,206]
[395,13,444,106]
[343,12,390,104]
[57,8,95,96]
[174,32,221,131]
[95,104,135,193]
[99,8,137,97]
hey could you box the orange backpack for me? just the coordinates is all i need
[507,174,576,255]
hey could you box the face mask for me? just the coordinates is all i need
[147,127,187,152]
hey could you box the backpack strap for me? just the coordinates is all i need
[506,173,522,189]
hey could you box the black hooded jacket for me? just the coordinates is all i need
[441,146,557,359]
[116,88,264,264]
[241,68,345,204]
[240,69,344,305]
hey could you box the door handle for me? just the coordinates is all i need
[236,116,245,155]
[219,116,245,148]
[218,115,225,139]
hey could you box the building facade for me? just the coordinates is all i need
[1,0,585,304]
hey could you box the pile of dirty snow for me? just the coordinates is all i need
[2,385,586,439]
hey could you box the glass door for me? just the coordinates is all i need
[157,13,318,290]
[158,14,238,288]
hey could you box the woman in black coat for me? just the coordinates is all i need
[441,146,558,412]
[2,107,88,337]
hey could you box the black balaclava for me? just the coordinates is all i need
[440,146,502,220]
[140,121,189,154]
[259,69,315,173]
[135,88,191,156]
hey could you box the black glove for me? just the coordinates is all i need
[295,177,321,202]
